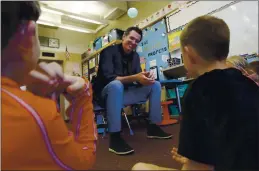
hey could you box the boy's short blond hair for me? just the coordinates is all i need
[180,15,230,61]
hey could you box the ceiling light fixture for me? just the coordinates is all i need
[66,14,103,25]
[95,24,109,33]
[41,6,105,25]
[41,7,64,15]
[37,20,56,27]
[59,25,91,33]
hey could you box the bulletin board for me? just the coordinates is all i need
[136,19,170,81]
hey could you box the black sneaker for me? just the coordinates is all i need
[109,134,134,155]
[147,124,173,139]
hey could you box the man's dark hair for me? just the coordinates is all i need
[1,1,41,50]
[180,15,230,61]
[124,26,143,41]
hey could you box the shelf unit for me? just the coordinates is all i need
[82,40,122,63]
[162,64,187,79]
[81,40,122,79]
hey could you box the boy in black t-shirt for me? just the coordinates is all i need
[132,16,259,170]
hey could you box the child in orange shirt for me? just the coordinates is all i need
[2,1,97,170]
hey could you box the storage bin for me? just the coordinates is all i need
[102,34,109,47]
[94,37,102,51]
[169,104,179,116]
[108,28,124,42]
[86,41,94,55]
[167,84,188,98]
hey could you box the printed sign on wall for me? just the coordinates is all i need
[89,58,96,69]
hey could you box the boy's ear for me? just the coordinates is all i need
[10,21,36,48]
[184,46,197,64]
[19,21,36,38]
[2,21,37,60]
[16,21,37,61]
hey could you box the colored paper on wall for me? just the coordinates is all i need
[140,57,146,64]
[141,63,146,71]
[89,58,96,69]
[162,55,169,62]
[168,29,182,52]
[137,46,143,53]
[150,59,157,67]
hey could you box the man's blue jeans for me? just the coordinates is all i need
[101,80,162,132]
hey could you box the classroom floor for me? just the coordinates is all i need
[91,121,182,170]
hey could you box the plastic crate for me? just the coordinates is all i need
[102,34,109,47]
[167,84,188,98]
[169,104,179,116]
[108,29,124,42]
[93,37,102,51]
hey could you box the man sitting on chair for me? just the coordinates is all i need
[93,27,172,155]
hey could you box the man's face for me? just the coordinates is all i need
[122,30,141,53]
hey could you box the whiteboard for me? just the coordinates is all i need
[166,1,258,56]
[211,1,258,56]
[166,1,234,32]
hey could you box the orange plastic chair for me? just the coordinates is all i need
[158,100,178,126]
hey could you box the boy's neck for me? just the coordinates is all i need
[197,60,229,77]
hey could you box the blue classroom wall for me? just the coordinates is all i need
[136,19,170,81]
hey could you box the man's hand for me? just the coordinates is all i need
[135,72,155,86]
[144,71,156,80]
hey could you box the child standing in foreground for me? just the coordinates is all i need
[133,15,259,170]
[2,2,97,170]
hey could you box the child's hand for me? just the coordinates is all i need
[26,62,71,97]
[63,75,87,97]
[171,147,188,164]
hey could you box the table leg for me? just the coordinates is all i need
[175,85,182,113]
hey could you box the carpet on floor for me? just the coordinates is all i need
[92,121,182,170]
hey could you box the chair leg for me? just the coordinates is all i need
[102,116,107,138]
[123,111,134,135]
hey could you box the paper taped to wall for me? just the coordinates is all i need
[150,59,157,67]
[162,55,169,62]
[137,46,143,53]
